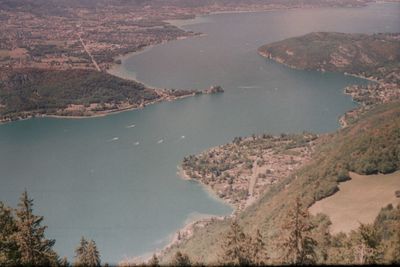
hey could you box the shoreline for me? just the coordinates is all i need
[0,3,375,125]
[106,44,161,86]
[157,25,399,259]
[257,50,380,84]
[126,212,229,266]
[156,132,317,263]
[108,0,374,87]
[257,50,383,129]
[120,165,235,266]
[0,92,198,125]
[177,166,236,210]
[2,3,394,263]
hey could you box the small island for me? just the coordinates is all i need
[203,85,224,94]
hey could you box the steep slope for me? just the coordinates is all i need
[161,102,400,264]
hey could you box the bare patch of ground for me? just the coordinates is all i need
[0,48,28,58]
[309,171,400,234]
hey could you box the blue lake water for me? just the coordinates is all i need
[0,2,399,264]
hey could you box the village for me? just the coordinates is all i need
[181,132,318,210]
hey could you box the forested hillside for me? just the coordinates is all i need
[259,32,400,84]
[0,68,161,121]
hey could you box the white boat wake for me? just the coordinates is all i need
[238,85,261,89]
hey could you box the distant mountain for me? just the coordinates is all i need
[0,0,373,13]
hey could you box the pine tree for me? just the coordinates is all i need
[74,236,88,266]
[355,223,383,264]
[59,256,70,267]
[282,197,317,265]
[171,251,191,266]
[85,240,101,267]
[0,202,20,265]
[148,253,160,267]
[220,220,252,265]
[250,229,269,265]
[391,224,400,264]
[327,232,356,264]
[14,190,57,266]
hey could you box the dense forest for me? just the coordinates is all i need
[259,32,400,84]
[0,68,159,121]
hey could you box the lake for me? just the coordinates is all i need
[1,2,399,264]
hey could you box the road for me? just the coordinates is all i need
[78,35,101,72]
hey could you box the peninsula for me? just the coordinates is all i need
[182,132,317,210]
[159,32,400,265]
[0,68,211,122]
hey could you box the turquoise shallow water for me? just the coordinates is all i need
[0,2,399,264]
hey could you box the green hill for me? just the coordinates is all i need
[0,68,203,122]
[258,32,400,84]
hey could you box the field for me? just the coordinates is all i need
[310,171,400,234]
